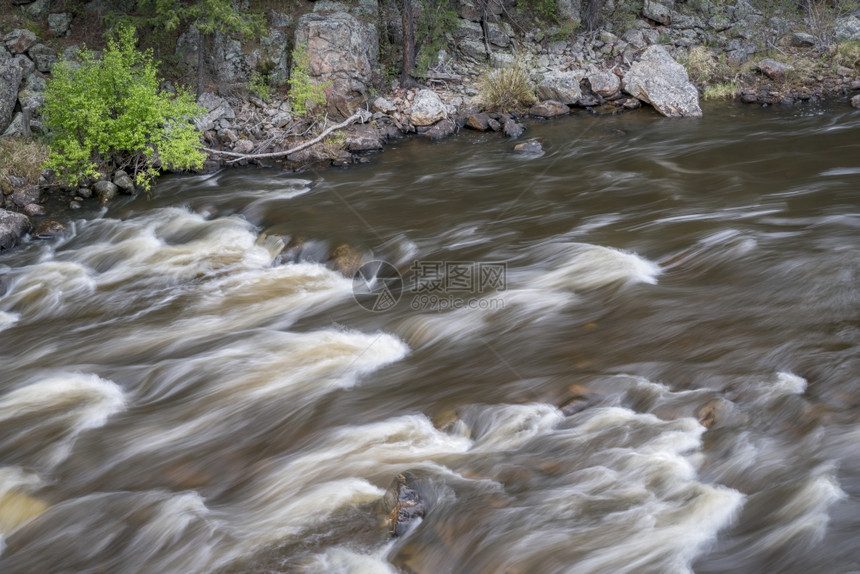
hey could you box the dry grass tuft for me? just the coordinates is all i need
[0,137,49,189]
[478,60,537,112]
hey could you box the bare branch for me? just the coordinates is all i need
[202,110,371,163]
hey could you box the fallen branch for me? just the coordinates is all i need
[202,110,371,164]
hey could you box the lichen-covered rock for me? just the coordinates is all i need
[756,58,793,80]
[4,29,39,55]
[27,43,58,73]
[514,138,544,154]
[622,45,702,117]
[344,124,383,151]
[409,89,447,126]
[47,12,73,37]
[535,71,583,105]
[643,0,672,25]
[295,11,379,116]
[0,209,30,250]
[588,70,621,97]
[836,15,860,41]
[0,59,24,134]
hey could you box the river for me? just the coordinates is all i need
[0,101,859,573]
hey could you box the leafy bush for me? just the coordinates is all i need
[415,0,459,76]
[42,25,204,190]
[478,60,537,112]
[288,45,328,116]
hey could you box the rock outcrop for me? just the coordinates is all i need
[0,59,24,134]
[622,46,702,118]
[295,11,379,116]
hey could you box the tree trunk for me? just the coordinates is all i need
[400,0,419,87]
[197,31,208,96]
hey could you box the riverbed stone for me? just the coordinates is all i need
[295,11,379,116]
[112,170,135,194]
[503,118,525,138]
[0,59,24,134]
[514,139,544,154]
[32,219,67,240]
[93,180,118,205]
[409,89,447,126]
[757,58,793,80]
[0,209,30,250]
[852,94,860,109]
[622,45,702,117]
[422,118,457,140]
[528,100,570,118]
[466,112,491,131]
[535,71,583,105]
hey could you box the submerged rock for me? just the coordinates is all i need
[513,138,544,154]
[382,473,427,537]
[622,45,702,117]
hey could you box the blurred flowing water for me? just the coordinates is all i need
[1,102,859,573]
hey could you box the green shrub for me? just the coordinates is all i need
[478,59,537,112]
[702,81,739,100]
[835,39,860,69]
[415,1,459,76]
[42,25,204,191]
[288,45,328,116]
[682,45,718,84]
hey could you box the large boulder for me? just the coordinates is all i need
[295,11,379,116]
[409,89,447,126]
[535,71,583,105]
[0,209,31,250]
[0,59,24,134]
[622,45,702,117]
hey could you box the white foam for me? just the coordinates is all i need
[0,373,126,467]
[528,243,661,291]
[303,546,400,574]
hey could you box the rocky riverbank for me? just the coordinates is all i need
[1,0,860,250]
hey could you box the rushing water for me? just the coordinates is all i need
[0,101,859,573]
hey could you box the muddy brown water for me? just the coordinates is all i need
[0,102,859,573]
